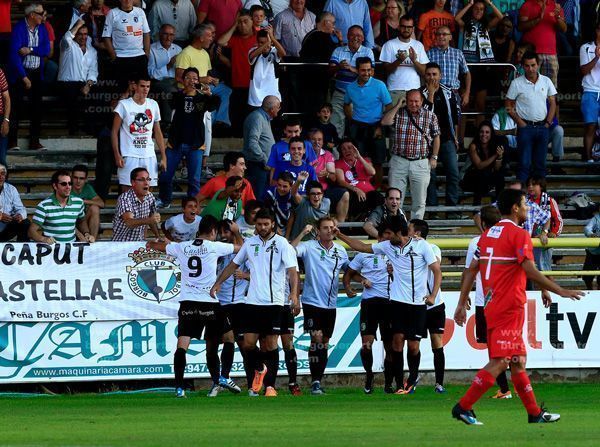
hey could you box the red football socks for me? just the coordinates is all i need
[459,369,496,410]
[512,371,541,416]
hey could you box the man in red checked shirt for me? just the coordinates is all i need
[452,188,584,425]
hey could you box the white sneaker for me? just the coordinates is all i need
[207,383,221,397]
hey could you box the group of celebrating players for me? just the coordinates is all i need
[147,187,584,425]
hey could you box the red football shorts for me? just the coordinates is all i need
[486,311,526,360]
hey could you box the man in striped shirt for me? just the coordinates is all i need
[29,170,95,243]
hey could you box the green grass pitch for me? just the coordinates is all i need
[1,383,599,446]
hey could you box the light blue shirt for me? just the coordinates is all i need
[347,252,390,300]
[329,44,374,92]
[0,182,27,233]
[344,77,392,124]
[324,0,374,49]
[148,41,182,80]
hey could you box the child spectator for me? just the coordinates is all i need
[250,4,269,31]
[264,171,299,232]
[162,197,202,242]
[309,103,340,150]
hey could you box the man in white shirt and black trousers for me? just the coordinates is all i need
[212,208,300,397]
[147,215,243,398]
[292,216,349,395]
[335,214,442,394]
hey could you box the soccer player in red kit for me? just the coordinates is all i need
[452,189,584,425]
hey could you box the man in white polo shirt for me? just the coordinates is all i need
[335,214,441,395]
[379,15,428,107]
[292,216,349,395]
[146,215,243,398]
[211,208,299,397]
[505,51,557,183]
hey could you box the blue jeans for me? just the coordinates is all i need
[211,83,232,126]
[517,124,549,183]
[245,160,268,200]
[0,131,7,165]
[158,143,203,205]
[426,140,459,207]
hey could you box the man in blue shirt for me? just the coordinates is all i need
[324,0,374,49]
[271,137,318,196]
[344,57,392,188]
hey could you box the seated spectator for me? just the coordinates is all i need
[0,163,29,242]
[309,128,337,191]
[307,103,340,149]
[201,175,245,220]
[236,199,263,237]
[176,23,232,127]
[7,3,51,151]
[324,0,374,48]
[157,68,219,208]
[264,171,298,232]
[197,151,256,205]
[583,205,600,289]
[0,67,9,165]
[149,0,197,46]
[217,10,257,135]
[267,116,317,184]
[196,0,243,40]
[248,27,286,107]
[417,0,456,51]
[328,25,375,138]
[112,75,167,192]
[71,164,104,241]
[162,196,202,241]
[461,121,507,205]
[57,19,98,136]
[373,0,405,49]
[112,167,162,241]
[29,170,95,243]
[271,137,318,195]
[362,187,406,238]
[286,180,330,240]
[148,24,182,131]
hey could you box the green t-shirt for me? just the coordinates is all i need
[71,183,98,201]
[201,189,242,221]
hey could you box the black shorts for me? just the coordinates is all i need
[238,303,283,336]
[390,301,427,341]
[360,298,392,341]
[475,306,487,344]
[279,305,295,335]
[177,301,230,340]
[222,302,246,338]
[303,303,337,339]
[425,303,446,336]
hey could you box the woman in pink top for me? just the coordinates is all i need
[309,128,336,190]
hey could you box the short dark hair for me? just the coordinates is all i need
[521,51,539,64]
[288,136,305,147]
[225,175,243,187]
[399,15,413,24]
[348,24,364,35]
[306,180,323,192]
[51,170,71,185]
[223,151,244,172]
[355,56,373,69]
[284,115,302,128]
[182,67,200,79]
[319,103,333,113]
[498,188,525,216]
[197,214,219,235]
[339,137,357,148]
[255,207,276,222]
[277,171,295,185]
[316,215,335,229]
[385,187,402,198]
[526,175,547,192]
[257,29,269,39]
[238,8,252,18]
[249,4,265,13]
[130,167,148,182]
[410,218,429,239]
[379,214,408,237]
[425,62,441,73]
[243,199,263,216]
[181,196,198,208]
[480,205,501,230]
[71,164,88,176]
[134,74,152,84]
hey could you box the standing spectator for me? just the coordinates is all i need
[89,0,110,49]
[421,62,461,217]
[363,187,406,238]
[157,67,220,208]
[112,75,167,191]
[149,0,197,46]
[218,10,257,135]
[518,0,566,87]
[328,25,374,138]
[324,0,374,49]
[0,68,9,165]
[243,95,281,200]
[102,0,150,90]
[417,0,456,51]
[71,164,104,241]
[0,0,22,65]
[374,0,405,49]
[0,163,29,242]
[380,15,428,108]
[197,151,257,206]
[580,24,600,163]
[7,3,50,151]
[248,27,287,107]
[583,206,600,289]
[29,170,95,243]
[505,51,557,182]
[427,26,472,108]
[343,57,392,188]
[148,24,182,131]
[57,19,98,136]
[196,0,242,39]
[274,0,316,57]
[53,0,93,42]
[490,16,516,97]
[246,0,289,17]
[112,167,161,241]
[176,24,232,127]
[382,89,440,220]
